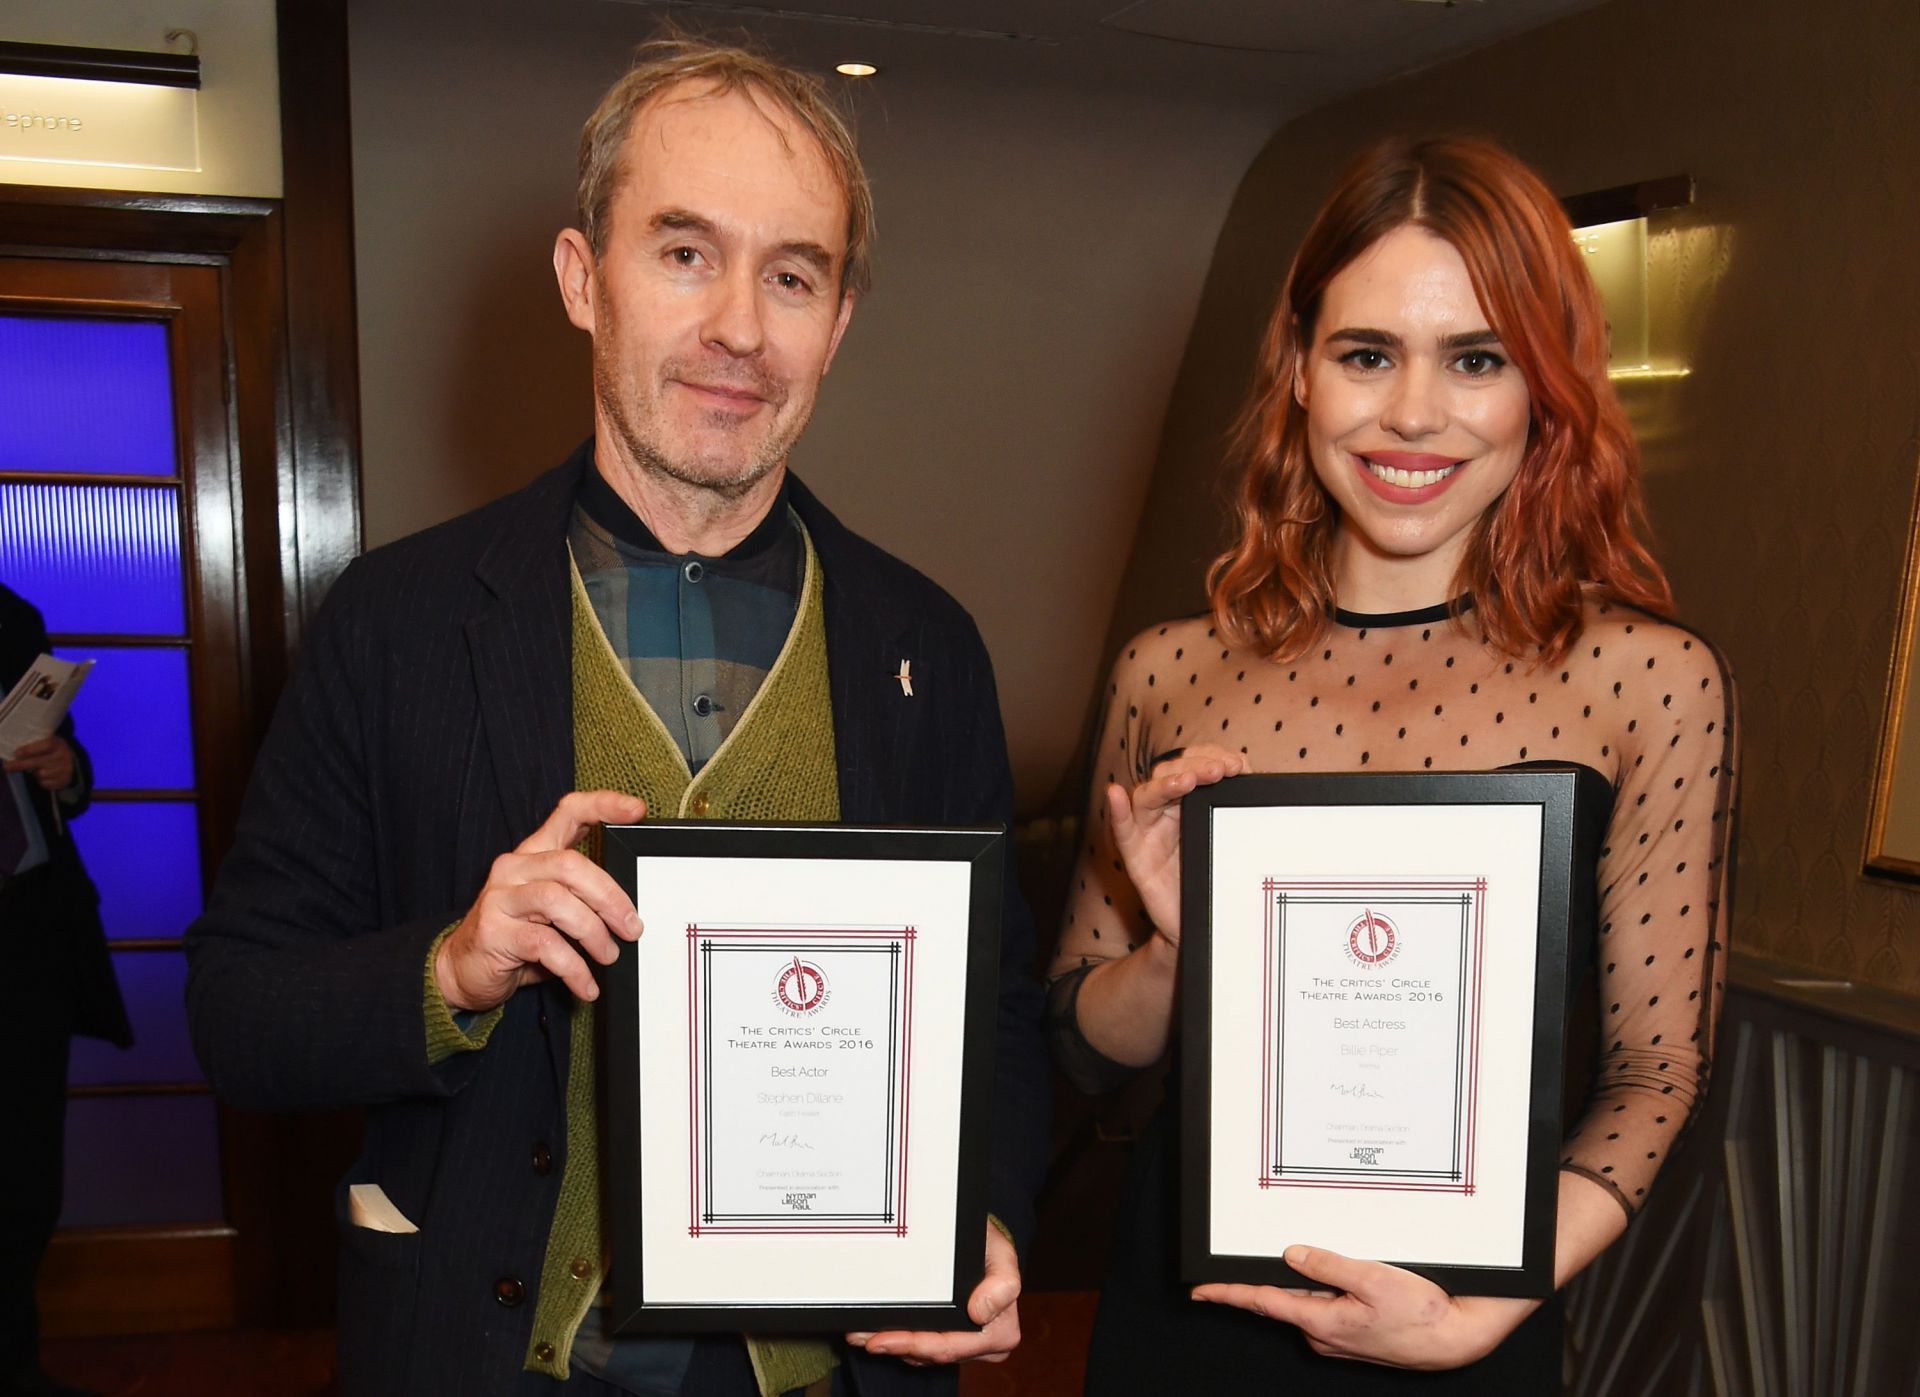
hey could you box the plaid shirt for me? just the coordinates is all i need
[569,466,802,774]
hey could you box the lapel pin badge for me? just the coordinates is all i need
[894,659,913,697]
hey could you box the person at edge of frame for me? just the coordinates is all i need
[1,583,130,1397]
[1049,135,1737,1394]
[183,34,1047,1397]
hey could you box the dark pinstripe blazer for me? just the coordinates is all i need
[184,443,1049,1396]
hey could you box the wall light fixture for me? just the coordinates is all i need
[1561,176,1695,382]
[0,40,201,90]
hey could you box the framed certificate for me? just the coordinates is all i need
[1179,770,1576,1298]
[598,822,1004,1332]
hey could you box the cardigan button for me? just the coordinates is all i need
[494,1276,526,1307]
[531,1142,552,1176]
[534,1342,556,1363]
[689,793,712,817]
[570,1258,593,1281]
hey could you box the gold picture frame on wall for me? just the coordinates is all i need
[1867,469,1920,880]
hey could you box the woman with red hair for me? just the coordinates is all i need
[1050,135,1736,1391]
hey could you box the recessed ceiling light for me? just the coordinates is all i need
[835,61,878,77]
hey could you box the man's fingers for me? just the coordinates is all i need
[969,1277,1019,1327]
[501,882,621,966]
[489,843,642,944]
[969,1222,1021,1325]
[521,789,649,854]
[524,848,643,940]
[858,1306,1018,1365]
[861,1228,1022,1364]
[443,808,649,1011]
[518,923,600,1001]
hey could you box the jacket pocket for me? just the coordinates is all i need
[334,1178,423,1395]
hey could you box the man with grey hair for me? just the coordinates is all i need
[187,35,1047,1397]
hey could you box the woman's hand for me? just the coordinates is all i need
[1106,743,1250,946]
[1192,1246,1537,1370]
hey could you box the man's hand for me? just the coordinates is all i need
[1107,743,1249,945]
[845,1221,1021,1365]
[434,790,650,1013]
[5,736,76,792]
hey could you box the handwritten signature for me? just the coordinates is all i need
[759,1131,814,1151]
[1330,1082,1385,1100]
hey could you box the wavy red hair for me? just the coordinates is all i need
[1207,135,1673,662]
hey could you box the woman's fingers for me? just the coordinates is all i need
[1106,781,1141,850]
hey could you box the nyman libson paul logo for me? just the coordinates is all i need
[1343,907,1400,969]
[773,956,830,1016]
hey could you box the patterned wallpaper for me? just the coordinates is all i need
[1104,0,1920,996]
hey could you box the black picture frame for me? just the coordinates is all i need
[1178,770,1576,1299]
[598,821,1004,1333]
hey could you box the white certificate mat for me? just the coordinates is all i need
[1180,773,1573,1297]
[691,927,912,1236]
[599,823,1004,1330]
[1263,877,1484,1191]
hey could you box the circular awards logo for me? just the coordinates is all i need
[1344,908,1400,968]
[773,956,830,1016]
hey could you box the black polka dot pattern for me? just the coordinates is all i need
[1051,600,1738,1218]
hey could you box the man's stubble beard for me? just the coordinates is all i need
[591,331,810,505]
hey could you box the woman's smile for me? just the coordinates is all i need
[1355,450,1467,500]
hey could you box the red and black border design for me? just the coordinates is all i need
[1177,770,1579,1300]
[596,820,1004,1333]
[1258,879,1486,1194]
[686,926,916,1237]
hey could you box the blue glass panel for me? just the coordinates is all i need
[0,481,184,634]
[69,951,200,1088]
[61,1094,223,1227]
[67,801,203,942]
[55,645,195,791]
[0,315,175,476]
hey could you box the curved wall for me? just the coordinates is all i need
[1107,0,1920,994]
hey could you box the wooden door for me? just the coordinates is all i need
[0,253,254,1334]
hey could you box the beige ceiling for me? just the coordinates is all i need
[604,0,1608,116]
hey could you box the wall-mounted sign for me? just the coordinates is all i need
[0,73,199,173]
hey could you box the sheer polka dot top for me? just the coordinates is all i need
[1050,597,1737,1220]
